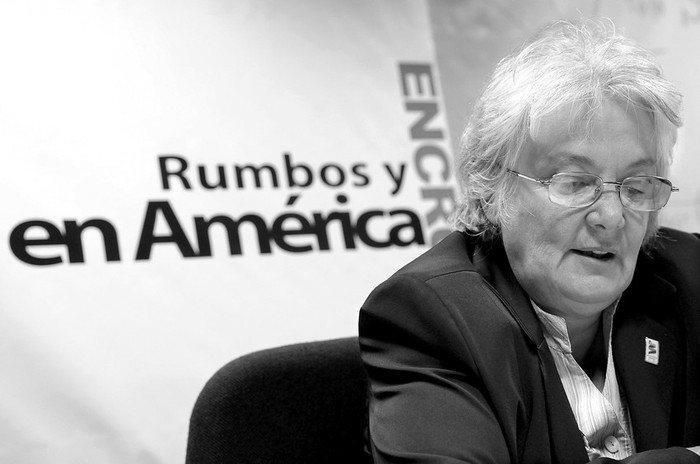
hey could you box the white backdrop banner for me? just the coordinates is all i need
[1,1,699,463]
[0,1,454,463]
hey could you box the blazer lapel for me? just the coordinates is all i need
[474,239,589,464]
[614,265,679,451]
[537,344,591,464]
[473,239,543,345]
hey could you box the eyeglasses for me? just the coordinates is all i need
[508,170,678,212]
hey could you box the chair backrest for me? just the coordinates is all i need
[186,337,373,464]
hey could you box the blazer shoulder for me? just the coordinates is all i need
[391,231,478,282]
[646,227,700,272]
[654,227,700,250]
[635,228,700,308]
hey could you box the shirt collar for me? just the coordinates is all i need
[531,300,618,354]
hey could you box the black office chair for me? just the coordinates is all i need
[186,337,373,464]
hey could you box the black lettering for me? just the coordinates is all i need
[135,201,197,260]
[284,152,313,188]
[388,210,425,246]
[356,210,391,248]
[198,165,228,189]
[351,163,370,187]
[64,219,121,263]
[383,162,407,196]
[320,164,345,187]
[235,164,279,189]
[312,211,356,250]
[195,214,272,256]
[271,213,314,252]
[10,220,65,265]
[158,155,191,190]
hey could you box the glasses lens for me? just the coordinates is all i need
[548,173,600,207]
[620,176,673,211]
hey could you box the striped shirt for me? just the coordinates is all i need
[532,301,635,461]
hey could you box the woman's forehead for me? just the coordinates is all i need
[521,100,658,173]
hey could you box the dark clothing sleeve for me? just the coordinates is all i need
[360,274,512,463]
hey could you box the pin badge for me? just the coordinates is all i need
[645,337,659,365]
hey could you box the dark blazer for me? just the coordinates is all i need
[359,227,700,464]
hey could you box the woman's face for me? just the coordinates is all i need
[501,100,655,322]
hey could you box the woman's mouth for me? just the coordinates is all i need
[572,249,615,261]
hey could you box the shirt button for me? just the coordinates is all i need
[604,436,620,453]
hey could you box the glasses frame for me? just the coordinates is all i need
[507,169,679,212]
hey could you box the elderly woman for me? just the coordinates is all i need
[359,18,700,464]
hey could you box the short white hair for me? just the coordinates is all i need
[452,17,682,245]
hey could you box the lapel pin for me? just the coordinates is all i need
[644,337,660,365]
